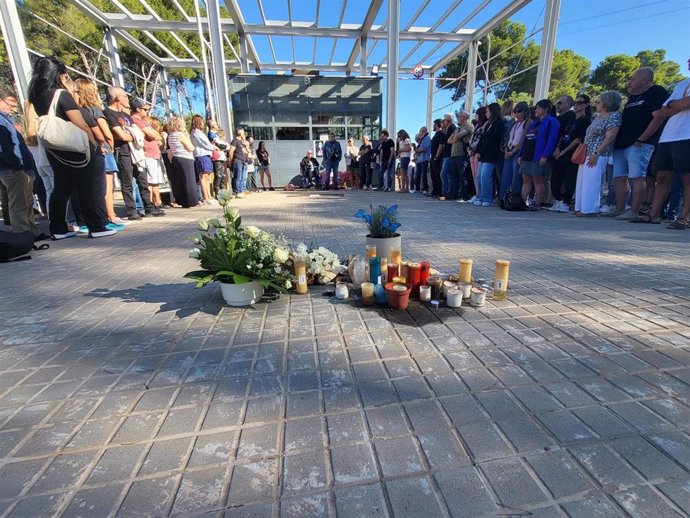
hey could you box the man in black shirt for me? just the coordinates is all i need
[555,95,575,137]
[429,119,446,197]
[608,67,668,220]
[377,130,396,191]
[103,86,163,219]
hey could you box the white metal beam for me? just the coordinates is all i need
[348,0,382,72]
[207,0,233,132]
[426,72,434,131]
[534,0,561,99]
[194,0,215,121]
[464,40,479,111]
[223,0,261,72]
[105,28,125,88]
[159,67,173,117]
[113,29,164,65]
[386,0,399,136]
[0,0,32,106]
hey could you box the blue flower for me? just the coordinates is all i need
[363,214,372,224]
[382,217,390,229]
[389,223,401,232]
[354,209,366,219]
[387,204,398,215]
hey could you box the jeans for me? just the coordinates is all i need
[477,161,496,203]
[500,155,520,199]
[213,160,227,194]
[414,161,428,191]
[234,161,248,193]
[323,160,340,188]
[400,156,410,185]
[662,174,684,219]
[132,179,144,212]
[440,156,465,199]
[379,161,394,190]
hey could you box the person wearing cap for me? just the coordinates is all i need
[131,98,165,209]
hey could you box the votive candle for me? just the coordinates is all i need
[366,244,377,259]
[419,285,432,302]
[390,247,402,265]
[361,282,375,298]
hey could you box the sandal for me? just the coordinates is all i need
[668,218,689,230]
[629,214,661,224]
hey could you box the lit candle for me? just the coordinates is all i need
[366,245,377,259]
[400,261,409,280]
[419,285,431,302]
[446,287,463,308]
[493,260,510,301]
[420,260,431,286]
[391,247,402,265]
[408,262,421,296]
[381,258,388,284]
[294,260,308,294]
[459,259,473,284]
[361,282,375,298]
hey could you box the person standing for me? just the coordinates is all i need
[377,131,396,192]
[396,130,412,193]
[414,127,431,194]
[429,119,445,197]
[256,141,274,191]
[438,113,456,200]
[322,132,342,190]
[0,88,42,239]
[606,68,669,220]
[228,127,252,198]
[167,116,198,208]
[500,102,530,200]
[358,136,373,190]
[246,136,259,192]
[475,103,505,206]
[468,107,488,202]
[445,111,474,200]
[190,115,216,204]
[131,99,165,209]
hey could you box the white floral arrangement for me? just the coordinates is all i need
[291,243,343,283]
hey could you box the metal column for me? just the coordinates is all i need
[105,29,125,88]
[464,40,478,112]
[0,0,33,106]
[426,73,434,131]
[359,37,368,76]
[534,0,561,100]
[159,68,173,118]
[194,0,216,122]
[206,0,233,133]
[385,0,399,135]
[239,36,249,74]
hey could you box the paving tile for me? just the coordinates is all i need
[62,484,125,518]
[417,430,471,470]
[280,492,328,517]
[374,436,424,477]
[525,450,595,499]
[331,443,378,484]
[334,483,387,517]
[571,444,643,491]
[386,476,443,518]
[117,476,177,517]
[327,411,367,445]
[227,459,277,505]
[87,444,147,484]
[237,424,278,458]
[481,458,549,509]
[457,421,514,462]
[561,493,624,517]
[171,466,226,515]
[613,486,682,517]
[435,467,497,517]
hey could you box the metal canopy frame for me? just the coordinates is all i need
[3,0,562,137]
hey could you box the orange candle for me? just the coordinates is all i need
[366,245,377,259]
[390,247,402,265]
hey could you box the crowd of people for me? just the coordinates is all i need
[0,56,276,242]
[1,57,689,244]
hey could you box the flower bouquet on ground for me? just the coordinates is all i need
[290,243,344,284]
[185,190,292,298]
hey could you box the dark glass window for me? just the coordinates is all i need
[276,127,310,140]
[244,127,273,141]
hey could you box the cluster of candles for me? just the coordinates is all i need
[360,247,511,309]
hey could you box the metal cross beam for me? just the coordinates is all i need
[223,0,261,72]
[345,0,383,73]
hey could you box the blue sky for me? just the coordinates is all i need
[194,0,689,133]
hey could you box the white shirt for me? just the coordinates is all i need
[659,78,690,143]
[399,138,412,158]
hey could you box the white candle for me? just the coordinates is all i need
[470,287,487,307]
[446,287,463,308]
[361,282,375,298]
[335,282,349,300]
[459,282,472,300]
[419,285,431,302]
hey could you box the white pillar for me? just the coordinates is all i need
[194,0,216,122]
[159,68,173,117]
[386,0,399,135]
[0,0,33,106]
[464,40,478,112]
[105,29,125,88]
[426,73,434,131]
[206,0,233,133]
[239,36,249,74]
[359,37,368,76]
[534,0,561,100]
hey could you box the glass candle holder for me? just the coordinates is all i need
[493,260,510,301]
[419,285,432,302]
[365,245,377,259]
[390,247,402,265]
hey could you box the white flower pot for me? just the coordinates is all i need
[220,281,265,306]
[365,235,402,263]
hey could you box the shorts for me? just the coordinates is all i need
[258,164,270,173]
[146,157,163,184]
[194,155,213,175]
[521,161,547,176]
[612,143,655,179]
[104,152,118,173]
[654,139,690,174]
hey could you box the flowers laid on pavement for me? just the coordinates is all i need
[354,204,401,238]
[291,243,342,283]
[184,190,292,291]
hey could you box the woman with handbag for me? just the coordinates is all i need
[28,57,114,239]
[549,95,592,213]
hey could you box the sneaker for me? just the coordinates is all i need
[601,209,624,218]
[106,222,126,231]
[236,193,246,199]
[600,204,611,214]
[34,233,51,242]
[51,231,77,240]
[615,209,637,220]
[146,208,166,216]
[421,190,427,195]
[548,201,563,212]
[467,195,477,204]
[128,213,142,221]
[558,203,572,213]
[371,187,378,191]
[89,229,117,238]
[269,187,275,191]
[409,189,416,194]
[481,202,491,207]
[207,199,218,205]
[472,200,482,206]
[77,226,89,234]
[112,217,129,225]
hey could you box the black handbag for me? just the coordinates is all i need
[500,189,527,211]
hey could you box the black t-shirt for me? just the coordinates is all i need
[103,107,132,155]
[359,144,372,164]
[442,124,456,158]
[431,130,445,159]
[559,116,591,152]
[615,85,669,148]
[557,110,576,139]
[380,139,395,163]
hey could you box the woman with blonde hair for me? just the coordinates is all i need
[189,114,216,204]
[74,78,125,227]
[167,116,198,208]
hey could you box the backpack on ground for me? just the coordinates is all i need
[0,231,48,262]
[501,189,527,211]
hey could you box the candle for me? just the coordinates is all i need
[380,258,388,285]
[408,262,422,296]
[387,262,399,281]
[361,282,374,298]
[392,276,406,285]
[459,282,472,300]
[419,285,431,302]
[493,260,510,301]
[391,247,402,265]
[366,244,377,259]
[294,260,308,294]
[470,287,487,307]
[400,261,409,281]
[420,260,431,286]
[369,257,382,284]
[335,282,349,300]
[446,287,463,308]
[442,280,456,297]
[459,259,473,284]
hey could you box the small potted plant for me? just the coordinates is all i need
[185,190,292,306]
[354,204,402,263]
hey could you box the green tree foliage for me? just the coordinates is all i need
[591,49,685,93]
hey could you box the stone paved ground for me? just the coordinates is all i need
[1,190,690,518]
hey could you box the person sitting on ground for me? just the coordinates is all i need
[607,67,669,220]
[518,99,560,211]
[574,91,623,216]
[300,150,320,188]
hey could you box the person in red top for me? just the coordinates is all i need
[131,99,164,208]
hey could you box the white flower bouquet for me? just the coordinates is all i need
[291,243,343,284]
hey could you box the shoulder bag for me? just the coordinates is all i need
[37,90,90,167]
[570,143,586,165]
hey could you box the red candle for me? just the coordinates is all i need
[408,262,422,296]
[420,260,430,286]
[387,263,399,282]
